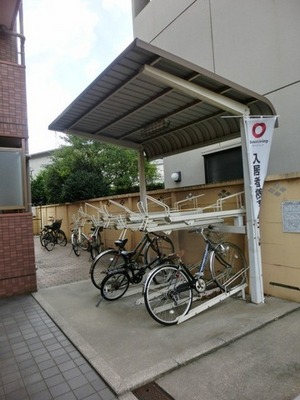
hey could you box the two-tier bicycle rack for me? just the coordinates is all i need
[79,191,248,324]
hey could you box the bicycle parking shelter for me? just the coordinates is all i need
[49,38,277,307]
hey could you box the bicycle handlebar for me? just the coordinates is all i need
[188,224,220,242]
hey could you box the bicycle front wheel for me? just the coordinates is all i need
[144,264,193,326]
[90,250,126,290]
[56,230,67,246]
[39,228,48,247]
[145,235,174,264]
[101,271,129,301]
[79,233,89,251]
[43,232,55,251]
[71,233,81,256]
[90,237,101,260]
[210,242,247,291]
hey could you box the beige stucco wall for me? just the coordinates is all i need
[260,174,300,302]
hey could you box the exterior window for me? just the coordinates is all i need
[204,147,243,184]
[0,149,25,210]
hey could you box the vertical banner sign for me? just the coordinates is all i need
[243,116,277,220]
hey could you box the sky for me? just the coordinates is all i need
[23,0,133,154]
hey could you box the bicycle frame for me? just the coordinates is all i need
[169,244,210,294]
[143,227,221,295]
[143,226,248,325]
[108,250,164,281]
[113,232,164,262]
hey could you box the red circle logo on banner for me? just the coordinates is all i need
[252,123,266,138]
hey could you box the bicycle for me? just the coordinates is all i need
[90,231,174,294]
[89,222,103,260]
[40,219,67,251]
[71,216,90,257]
[143,225,247,325]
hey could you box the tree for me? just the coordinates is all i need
[31,135,162,205]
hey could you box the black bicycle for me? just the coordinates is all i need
[143,226,247,325]
[89,223,103,260]
[40,219,67,251]
[90,232,174,297]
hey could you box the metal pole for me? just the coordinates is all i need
[240,119,265,304]
[138,149,147,212]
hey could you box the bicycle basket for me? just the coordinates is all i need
[52,219,62,230]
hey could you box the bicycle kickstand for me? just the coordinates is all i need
[95,292,103,307]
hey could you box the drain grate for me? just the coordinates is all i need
[132,382,175,400]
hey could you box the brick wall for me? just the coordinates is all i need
[0,20,35,297]
[0,34,18,64]
[0,61,28,138]
[0,213,37,297]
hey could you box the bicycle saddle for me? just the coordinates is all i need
[121,249,135,258]
[114,238,128,249]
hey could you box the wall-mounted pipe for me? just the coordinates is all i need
[0,24,25,65]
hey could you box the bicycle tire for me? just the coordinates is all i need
[39,228,48,247]
[90,238,101,260]
[90,249,126,290]
[79,233,89,251]
[56,230,67,246]
[71,233,81,257]
[144,264,193,325]
[101,271,129,301]
[43,232,55,251]
[210,242,247,291]
[144,235,174,264]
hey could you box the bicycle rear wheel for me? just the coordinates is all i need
[144,264,193,325]
[101,271,129,301]
[90,249,126,290]
[210,242,247,291]
[56,230,67,246]
[145,235,174,264]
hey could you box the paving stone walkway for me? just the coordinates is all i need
[0,238,117,400]
[35,236,92,289]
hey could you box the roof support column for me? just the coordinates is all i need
[138,149,147,212]
[240,119,264,304]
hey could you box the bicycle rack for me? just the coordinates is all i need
[175,266,249,324]
[135,267,249,324]
[101,192,246,234]
[82,192,246,234]
[177,282,248,324]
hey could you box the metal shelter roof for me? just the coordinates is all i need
[49,38,276,161]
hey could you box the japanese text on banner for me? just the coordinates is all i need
[243,116,277,219]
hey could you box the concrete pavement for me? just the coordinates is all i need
[31,236,300,400]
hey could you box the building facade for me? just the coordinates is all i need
[132,0,300,188]
[29,149,54,178]
[0,0,36,297]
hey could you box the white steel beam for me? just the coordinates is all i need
[138,149,147,211]
[141,65,250,116]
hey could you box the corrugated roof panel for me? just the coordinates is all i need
[49,39,276,160]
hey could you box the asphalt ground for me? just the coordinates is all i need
[1,237,299,400]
